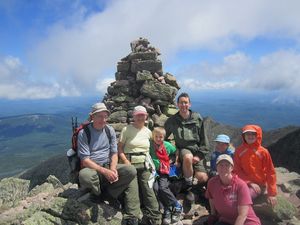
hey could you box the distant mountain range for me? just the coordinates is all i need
[1,112,299,180]
[1,91,300,129]
[0,114,70,178]
[1,92,300,179]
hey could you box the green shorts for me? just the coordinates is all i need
[179,148,207,173]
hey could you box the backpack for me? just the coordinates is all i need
[67,118,112,184]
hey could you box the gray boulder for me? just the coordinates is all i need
[141,80,178,102]
[0,177,123,225]
[131,59,162,74]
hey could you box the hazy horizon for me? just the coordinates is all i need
[1,90,299,130]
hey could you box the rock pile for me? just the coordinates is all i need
[1,168,299,225]
[103,37,180,132]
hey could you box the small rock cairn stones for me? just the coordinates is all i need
[103,38,180,133]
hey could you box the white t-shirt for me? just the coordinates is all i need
[119,124,152,154]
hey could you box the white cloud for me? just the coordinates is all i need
[179,50,300,99]
[26,0,300,95]
[0,56,80,99]
[96,77,114,94]
[181,79,236,90]
[245,50,300,95]
[0,56,27,81]
[3,0,300,99]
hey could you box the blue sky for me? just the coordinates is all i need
[1,0,300,104]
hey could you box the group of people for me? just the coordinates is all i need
[76,92,277,225]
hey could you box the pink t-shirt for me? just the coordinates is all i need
[206,175,261,225]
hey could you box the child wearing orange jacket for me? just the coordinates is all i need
[233,124,277,207]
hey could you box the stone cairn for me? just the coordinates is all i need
[103,37,180,134]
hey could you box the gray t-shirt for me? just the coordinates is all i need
[77,123,117,166]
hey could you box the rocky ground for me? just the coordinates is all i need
[0,167,299,225]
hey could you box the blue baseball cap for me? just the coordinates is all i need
[214,134,230,143]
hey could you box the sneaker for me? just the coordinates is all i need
[171,205,182,223]
[121,218,139,225]
[162,208,171,225]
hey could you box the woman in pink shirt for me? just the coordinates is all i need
[205,154,261,225]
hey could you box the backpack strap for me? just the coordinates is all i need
[104,125,112,144]
[83,125,112,144]
[83,124,91,145]
[83,124,111,146]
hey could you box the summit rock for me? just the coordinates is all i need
[103,37,180,132]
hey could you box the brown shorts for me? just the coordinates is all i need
[179,148,207,173]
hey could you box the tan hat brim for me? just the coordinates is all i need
[90,109,110,116]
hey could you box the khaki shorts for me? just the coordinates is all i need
[179,148,207,173]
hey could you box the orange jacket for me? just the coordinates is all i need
[233,125,277,196]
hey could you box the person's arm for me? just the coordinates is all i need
[248,182,262,195]
[205,179,219,224]
[118,142,131,165]
[209,199,217,216]
[164,117,173,141]
[234,205,249,225]
[207,199,219,225]
[82,157,118,183]
[233,150,251,183]
[234,176,253,225]
[108,126,118,178]
[209,152,218,176]
[264,150,277,206]
[110,153,118,174]
[198,116,209,154]
[117,127,131,165]
[165,141,176,155]
[175,149,180,167]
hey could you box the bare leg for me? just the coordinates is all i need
[182,153,193,179]
[194,171,208,184]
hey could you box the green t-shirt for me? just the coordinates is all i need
[149,140,176,170]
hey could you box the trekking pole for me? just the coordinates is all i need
[72,117,78,132]
[72,117,75,132]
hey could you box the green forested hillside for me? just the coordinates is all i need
[0,114,72,178]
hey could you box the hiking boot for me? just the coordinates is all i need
[171,204,182,223]
[183,180,193,190]
[149,218,161,225]
[121,217,139,225]
[183,180,195,203]
[162,208,171,225]
[140,216,161,225]
[89,193,102,203]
